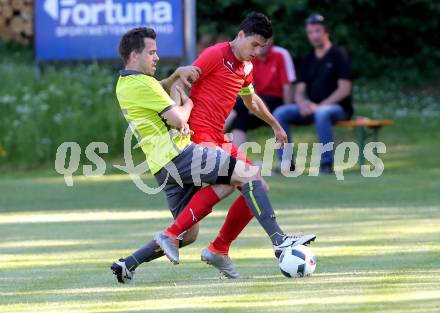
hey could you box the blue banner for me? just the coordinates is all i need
[35,0,184,61]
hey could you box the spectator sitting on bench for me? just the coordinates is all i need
[225,37,296,147]
[273,13,353,174]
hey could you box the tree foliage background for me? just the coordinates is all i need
[197,0,440,82]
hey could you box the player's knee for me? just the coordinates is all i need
[211,184,235,200]
[231,163,260,187]
[262,178,270,192]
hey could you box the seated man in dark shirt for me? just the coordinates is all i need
[274,14,353,174]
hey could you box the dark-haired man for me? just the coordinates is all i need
[274,14,353,174]
[168,12,309,277]
[111,15,315,284]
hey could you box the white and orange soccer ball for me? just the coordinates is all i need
[279,244,317,278]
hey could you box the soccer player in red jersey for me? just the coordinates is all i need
[160,12,315,277]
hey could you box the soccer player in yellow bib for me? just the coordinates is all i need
[112,27,315,283]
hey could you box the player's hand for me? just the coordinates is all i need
[179,123,194,137]
[273,125,288,148]
[177,66,201,88]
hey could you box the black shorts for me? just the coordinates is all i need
[232,96,283,132]
[154,144,237,219]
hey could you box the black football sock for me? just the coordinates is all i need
[241,180,285,245]
[124,240,163,271]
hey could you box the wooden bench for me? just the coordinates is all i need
[335,118,394,165]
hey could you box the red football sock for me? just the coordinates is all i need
[166,186,220,239]
[209,195,254,255]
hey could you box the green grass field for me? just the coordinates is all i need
[1,118,440,313]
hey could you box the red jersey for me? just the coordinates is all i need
[252,46,296,98]
[189,42,254,134]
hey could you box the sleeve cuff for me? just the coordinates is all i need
[239,84,255,96]
[159,103,177,115]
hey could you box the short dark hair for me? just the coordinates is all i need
[305,13,329,32]
[239,12,273,39]
[119,27,156,64]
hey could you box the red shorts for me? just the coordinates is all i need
[191,131,253,165]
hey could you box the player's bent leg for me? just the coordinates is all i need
[210,184,236,200]
[207,160,256,256]
[111,222,200,284]
[112,225,200,284]
[230,164,285,244]
[158,142,244,267]
[207,155,266,258]
[209,172,267,255]
[157,184,226,264]
[197,184,249,278]
[155,184,236,265]
[154,145,241,265]
[203,194,253,279]
[230,160,316,257]
[209,195,253,256]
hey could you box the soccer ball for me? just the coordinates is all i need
[279,244,317,278]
